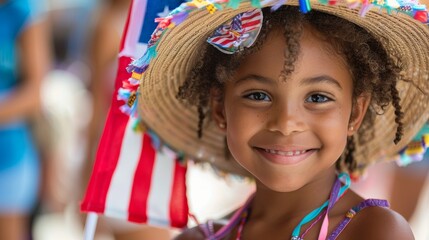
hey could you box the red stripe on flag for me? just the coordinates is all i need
[242,20,262,30]
[241,11,261,21]
[212,35,236,45]
[80,57,132,214]
[169,160,189,228]
[128,133,156,222]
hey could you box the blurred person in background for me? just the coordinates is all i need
[0,0,51,239]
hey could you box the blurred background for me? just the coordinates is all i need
[0,0,428,239]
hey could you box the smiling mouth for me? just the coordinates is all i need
[255,147,317,165]
[263,149,309,156]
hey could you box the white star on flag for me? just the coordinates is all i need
[157,6,171,18]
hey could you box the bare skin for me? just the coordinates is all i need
[0,10,50,124]
[176,191,412,240]
[0,215,29,240]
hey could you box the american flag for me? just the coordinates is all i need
[207,9,263,52]
[80,0,188,228]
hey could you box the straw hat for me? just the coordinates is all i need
[121,0,429,176]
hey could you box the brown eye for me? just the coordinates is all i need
[306,94,331,103]
[245,92,271,101]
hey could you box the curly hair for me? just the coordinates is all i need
[177,6,405,174]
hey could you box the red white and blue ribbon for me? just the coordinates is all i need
[207,8,263,54]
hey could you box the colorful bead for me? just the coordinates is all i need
[345,209,356,218]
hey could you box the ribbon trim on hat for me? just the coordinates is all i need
[118,0,428,118]
[396,123,429,166]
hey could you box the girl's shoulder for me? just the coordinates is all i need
[174,227,206,240]
[174,221,225,240]
[341,203,414,240]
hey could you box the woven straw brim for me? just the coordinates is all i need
[138,1,429,175]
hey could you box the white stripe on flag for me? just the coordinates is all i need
[104,117,143,219]
[146,146,176,226]
[119,0,148,58]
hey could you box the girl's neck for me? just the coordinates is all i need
[250,168,337,224]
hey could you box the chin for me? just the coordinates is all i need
[258,176,305,193]
[270,184,303,193]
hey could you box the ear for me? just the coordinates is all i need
[348,94,371,136]
[210,88,227,132]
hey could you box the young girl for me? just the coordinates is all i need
[119,0,429,239]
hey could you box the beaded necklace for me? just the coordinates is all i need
[232,173,350,240]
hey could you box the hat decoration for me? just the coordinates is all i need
[119,0,428,118]
[396,123,429,166]
[118,0,429,116]
[207,8,263,54]
[115,0,429,176]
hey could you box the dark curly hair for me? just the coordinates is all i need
[177,6,405,174]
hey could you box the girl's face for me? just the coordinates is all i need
[212,26,370,192]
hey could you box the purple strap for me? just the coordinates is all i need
[209,193,255,240]
[198,220,215,239]
[327,199,389,240]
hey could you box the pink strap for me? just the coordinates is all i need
[318,214,330,240]
[318,178,342,240]
[213,193,255,239]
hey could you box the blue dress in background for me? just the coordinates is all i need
[0,0,43,213]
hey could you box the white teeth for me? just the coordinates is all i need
[264,149,307,156]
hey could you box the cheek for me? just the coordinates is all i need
[224,107,256,147]
[223,99,263,161]
[223,92,264,132]
[308,107,350,149]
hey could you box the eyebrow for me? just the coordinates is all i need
[300,75,343,90]
[234,74,275,85]
[235,74,343,90]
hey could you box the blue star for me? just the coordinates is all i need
[157,6,171,18]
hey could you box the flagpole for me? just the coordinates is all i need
[83,212,98,240]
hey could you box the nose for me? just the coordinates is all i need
[266,102,306,136]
